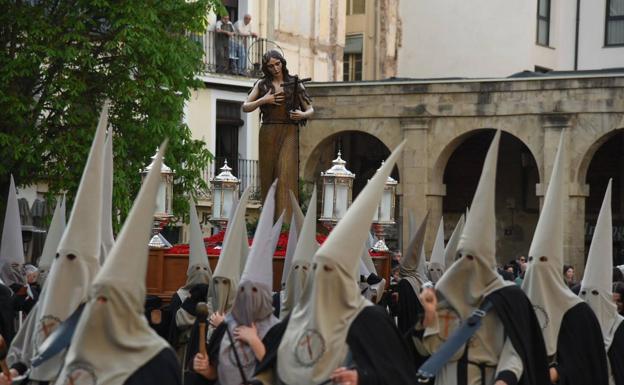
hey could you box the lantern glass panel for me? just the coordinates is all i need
[335,184,349,218]
[212,187,222,218]
[322,182,334,218]
[222,188,234,219]
[156,181,166,214]
[380,189,392,221]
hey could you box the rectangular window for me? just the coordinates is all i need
[346,0,365,15]
[606,0,624,46]
[216,100,243,175]
[536,0,550,46]
[343,35,363,81]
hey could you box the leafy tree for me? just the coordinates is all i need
[0,0,225,232]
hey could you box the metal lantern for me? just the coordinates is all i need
[372,161,398,224]
[319,151,355,227]
[141,147,175,248]
[372,161,398,252]
[209,160,240,231]
[141,148,175,217]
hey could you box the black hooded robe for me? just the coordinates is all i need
[608,322,624,385]
[165,284,209,352]
[0,284,15,343]
[255,305,417,385]
[396,279,424,336]
[124,348,181,385]
[554,302,609,385]
[485,285,550,385]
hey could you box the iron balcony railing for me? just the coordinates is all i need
[204,157,261,201]
[190,31,271,77]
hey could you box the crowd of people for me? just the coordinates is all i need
[0,105,623,385]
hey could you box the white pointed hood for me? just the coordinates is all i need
[427,216,445,283]
[212,187,250,313]
[38,196,66,284]
[281,187,319,319]
[0,175,25,284]
[436,130,507,319]
[100,131,115,264]
[361,246,377,277]
[281,211,299,289]
[443,214,465,269]
[33,104,108,381]
[56,142,170,385]
[522,130,581,356]
[229,185,281,329]
[186,200,212,288]
[580,179,623,349]
[289,190,304,237]
[240,181,278,289]
[400,211,430,292]
[277,141,405,385]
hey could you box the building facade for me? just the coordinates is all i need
[343,0,401,81]
[300,70,624,275]
[398,0,624,78]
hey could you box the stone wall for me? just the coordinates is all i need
[302,73,624,275]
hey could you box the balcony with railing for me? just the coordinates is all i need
[203,157,261,201]
[191,31,271,77]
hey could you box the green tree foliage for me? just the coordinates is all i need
[0,0,225,230]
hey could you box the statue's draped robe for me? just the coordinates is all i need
[258,80,310,222]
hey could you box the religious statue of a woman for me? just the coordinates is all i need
[242,50,314,221]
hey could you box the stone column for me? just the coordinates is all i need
[538,115,585,274]
[400,118,433,255]
[568,183,589,276]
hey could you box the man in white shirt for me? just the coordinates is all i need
[233,14,257,74]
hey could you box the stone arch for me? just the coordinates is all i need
[577,125,624,264]
[577,126,624,186]
[434,128,541,264]
[430,128,542,188]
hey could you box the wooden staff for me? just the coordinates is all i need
[196,302,209,356]
[0,335,12,383]
[280,75,312,123]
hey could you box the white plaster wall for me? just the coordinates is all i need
[318,0,331,44]
[398,0,536,78]
[185,87,260,161]
[550,0,577,69]
[186,88,215,153]
[578,0,624,70]
[276,0,314,37]
[398,0,622,78]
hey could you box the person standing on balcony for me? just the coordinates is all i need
[242,50,313,223]
[215,15,235,73]
[233,14,257,75]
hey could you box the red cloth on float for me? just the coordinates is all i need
[167,231,330,257]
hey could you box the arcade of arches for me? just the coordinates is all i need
[300,72,624,275]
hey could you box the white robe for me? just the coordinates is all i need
[420,299,524,385]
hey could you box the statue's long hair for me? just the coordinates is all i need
[259,50,293,93]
